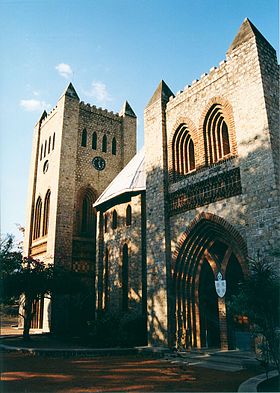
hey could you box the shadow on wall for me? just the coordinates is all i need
[145,137,279,348]
[50,138,278,347]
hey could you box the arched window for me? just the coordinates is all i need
[112,210,117,229]
[172,124,196,180]
[104,213,108,233]
[112,137,117,155]
[33,196,42,240]
[222,122,230,156]
[188,139,195,171]
[42,190,51,236]
[81,129,87,147]
[40,144,43,161]
[52,133,55,150]
[44,140,47,157]
[80,188,96,237]
[203,104,231,165]
[104,247,109,310]
[48,136,51,154]
[92,132,97,150]
[126,205,132,226]
[102,134,107,153]
[122,244,128,311]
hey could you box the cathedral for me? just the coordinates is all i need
[23,19,279,350]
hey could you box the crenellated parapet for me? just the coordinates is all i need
[79,101,121,121]
[167,58,230,110]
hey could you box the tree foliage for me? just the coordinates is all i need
[0,234,22,278]
[0,234,86,340]
[230,258,279,371]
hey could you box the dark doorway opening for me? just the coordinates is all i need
[199,259,220,348]
[226,254,246,349]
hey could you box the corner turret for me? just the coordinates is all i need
[61,82,80,100]
[119,100,137,167]
[146,80,174,108]
[119,100,136,118]
[227,18,275,54]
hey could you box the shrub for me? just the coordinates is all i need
[87,310,147,347]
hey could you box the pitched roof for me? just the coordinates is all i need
[93,148,145,208]
[227,18,273,53]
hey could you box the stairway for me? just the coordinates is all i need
[163,349,260,372]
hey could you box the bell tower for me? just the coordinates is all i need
[23,83,137,333]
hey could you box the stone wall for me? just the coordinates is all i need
[96,193,145,315]
[23,84,137,333]
[144,20,279,346]
[166,29,279,263]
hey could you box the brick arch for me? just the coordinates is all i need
[172,212,247,271]
[168,117,200,182]
[199,97,238,166]
[171,212,248,349]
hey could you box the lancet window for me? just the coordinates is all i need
[102,135,107,153]
[172,124,195,180]
[81,129,87,147]
[42,190,51,236]
[92,132,97,150]
[112,210,117,229]
[48,136,51,154]
[112,137,117,155]
[204,104,231,164]
[122,244,129,311]
[33,196,42,240]
[52,133,55,150]
[80,188,96,237]
[126,205,132,226]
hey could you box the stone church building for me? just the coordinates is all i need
[23,19,279,350]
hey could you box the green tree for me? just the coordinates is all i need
[2,257,54,340]
[0,234,22,278]
[230,258,279,371]
[0,235,85,341]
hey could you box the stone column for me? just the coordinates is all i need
[218,297,228,350]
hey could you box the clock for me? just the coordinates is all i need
[92,156,106,171]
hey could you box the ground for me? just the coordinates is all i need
[258,375,280,392]
[1,352,259,393]
[0,317,262,392]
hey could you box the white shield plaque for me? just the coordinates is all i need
[215,272,226,298]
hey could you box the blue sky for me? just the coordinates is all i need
[0,0,278,240]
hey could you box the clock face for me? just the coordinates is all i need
[92,156,106,171]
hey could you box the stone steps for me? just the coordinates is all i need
[164,349,259,372]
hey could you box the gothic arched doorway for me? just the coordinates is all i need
[172,213,247,350]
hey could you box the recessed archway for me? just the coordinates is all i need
[172,213,247,350]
